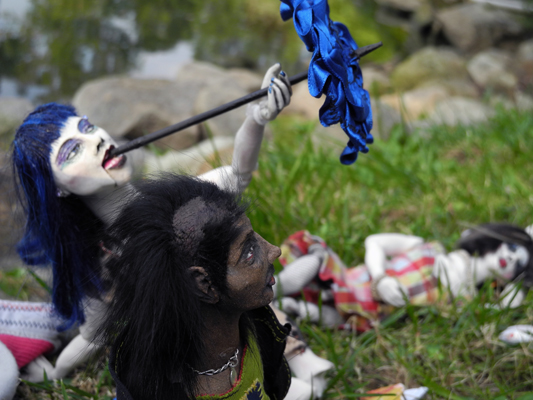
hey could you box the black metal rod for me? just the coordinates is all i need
[109,71,309,157]
[108,41,383,157]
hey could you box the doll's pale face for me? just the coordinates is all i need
[223,216,281,311]
[50,116,132,196]
[481,243,529,281]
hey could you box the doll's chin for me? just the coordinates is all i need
[105,165,132,185]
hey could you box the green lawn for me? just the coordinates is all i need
[15,107,533,399]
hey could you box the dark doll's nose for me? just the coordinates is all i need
[268,243,281,263]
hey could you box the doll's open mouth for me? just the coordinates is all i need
[266,267,276,287]
[102,146,127,170]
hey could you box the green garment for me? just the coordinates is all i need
[196,335,270,400]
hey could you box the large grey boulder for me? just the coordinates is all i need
[467,50,517,93]
[434,3,523,53]
[381,85,449,121]
[176,61,264,139]
[283,80,322,120]
[362,66,392,96]
[424,97,495,127]
[194,82,250,139]
[419,79,479,99]
[374,0,427,12]
[371,99,402,141]
[72,77,201,151]
[516,39,533,88]
[143,136,235,176]
[0,97,34,148]
[391,47,468,92]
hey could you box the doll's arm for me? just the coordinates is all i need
[499,282,526,308]
[199,63,291,193]
[365,234,423,307]
[273,244,326,297]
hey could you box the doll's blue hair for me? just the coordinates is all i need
[12,103,103,328]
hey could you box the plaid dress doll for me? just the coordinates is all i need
[279,231,448,331]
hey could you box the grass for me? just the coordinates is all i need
[11,107,533,398]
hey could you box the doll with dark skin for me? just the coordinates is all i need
[101,174,290,399]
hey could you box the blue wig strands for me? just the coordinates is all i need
[12,103,103,328]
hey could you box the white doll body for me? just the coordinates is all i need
[273,231,529,327]
[365,233,528,307]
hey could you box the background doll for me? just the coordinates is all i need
[274,223,532,331]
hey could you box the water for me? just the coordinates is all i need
[0,0,401,104]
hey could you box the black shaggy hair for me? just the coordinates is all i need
[456,223,533,286]
[99,174,249,399]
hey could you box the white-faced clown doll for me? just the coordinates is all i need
[274,224,533,332]
[3,65,332,400]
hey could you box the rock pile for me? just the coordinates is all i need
[1,1,532,268]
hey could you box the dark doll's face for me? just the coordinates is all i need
[223,216,281,311]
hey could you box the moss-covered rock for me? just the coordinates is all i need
[390,46,468,92]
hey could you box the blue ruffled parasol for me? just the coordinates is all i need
[109,1,379,164]
[280,0,375,165]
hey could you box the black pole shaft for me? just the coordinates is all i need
[109,71,309,157]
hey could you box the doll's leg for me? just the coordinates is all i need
[285,377,314,400]
[0,341,18,400]
[272,306,334,399]
[288,347,334,399]
[21,335,99,382]
[22,299,106,382]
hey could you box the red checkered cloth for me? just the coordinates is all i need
[0,300,61,368]
[280,231,447,332]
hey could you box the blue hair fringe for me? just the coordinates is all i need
[12,103,104,329]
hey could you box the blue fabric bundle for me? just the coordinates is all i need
[280,0,374,164]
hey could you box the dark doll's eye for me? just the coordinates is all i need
[246,246,254,261]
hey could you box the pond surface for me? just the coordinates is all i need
[0,0,403,104]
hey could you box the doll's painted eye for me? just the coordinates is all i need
[57,139,83,167]
[508,243,518,252]
[67,143,81,160]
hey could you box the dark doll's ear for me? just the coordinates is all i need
[188,266,219,304]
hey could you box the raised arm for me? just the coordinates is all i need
[365,233,424,307]
[199,63,291,193]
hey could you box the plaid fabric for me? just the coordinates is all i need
[280,231,446,332]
